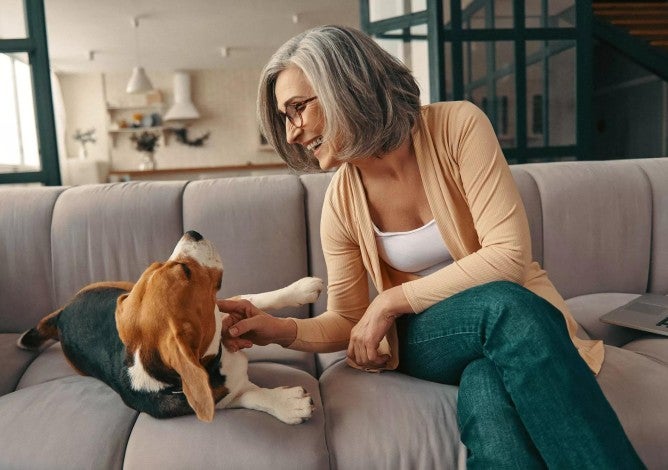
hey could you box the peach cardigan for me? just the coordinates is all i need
[289,101,604,374]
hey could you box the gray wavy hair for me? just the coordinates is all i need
[257,25,422,172]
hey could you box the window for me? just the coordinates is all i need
[0,0,59,185]
[0,53,40,170]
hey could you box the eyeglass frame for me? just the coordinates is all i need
[278,96,318,128]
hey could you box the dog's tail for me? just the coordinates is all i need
[16,308,62,351]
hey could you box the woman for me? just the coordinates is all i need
[222,25,644,468]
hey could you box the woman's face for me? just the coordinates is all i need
[274,66,337,170]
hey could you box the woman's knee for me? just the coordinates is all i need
[465,281,562,323]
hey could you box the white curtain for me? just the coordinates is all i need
[50,71,69,185]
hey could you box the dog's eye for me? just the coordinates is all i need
[179,263,192,280]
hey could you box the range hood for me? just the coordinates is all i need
[164,71,200,121]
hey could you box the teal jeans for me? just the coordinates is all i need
[397,281,644,469]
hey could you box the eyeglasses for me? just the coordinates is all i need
[278,96,318,128]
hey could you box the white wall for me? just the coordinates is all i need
[58,68,282,172]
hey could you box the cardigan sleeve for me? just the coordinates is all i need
[402,101,533,313]
[288,179,370,352]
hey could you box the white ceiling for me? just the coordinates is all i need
[1,0,360,73]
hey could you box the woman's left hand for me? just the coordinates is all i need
[346,286,410,369]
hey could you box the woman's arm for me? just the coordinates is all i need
[402,101,533,313]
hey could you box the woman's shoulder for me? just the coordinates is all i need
[323,164,357,211]
[421,100,485,124]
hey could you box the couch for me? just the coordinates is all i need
[1,157,666,469]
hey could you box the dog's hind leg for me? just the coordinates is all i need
[16,308,62,350]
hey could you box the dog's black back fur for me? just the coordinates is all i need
[22,286,225,419]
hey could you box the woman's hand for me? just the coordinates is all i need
[346,286,411,369]
[217,298,297,348]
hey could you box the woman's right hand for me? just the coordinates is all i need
[217,298,297,348]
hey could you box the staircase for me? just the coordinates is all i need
[593,1,668,79]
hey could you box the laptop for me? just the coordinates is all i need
[600,294,668,336]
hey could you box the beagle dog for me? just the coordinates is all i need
[17,231,322,424]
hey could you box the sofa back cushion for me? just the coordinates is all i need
[510,167,544,265]
[523,161,652,299]
[300,173,334,316]
[0,187,65,332]
[183,176,310,319]
[636,159,668,294]
[50,181,186,307]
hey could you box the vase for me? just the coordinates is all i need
[78,143,88,160]
[139,151,156,171]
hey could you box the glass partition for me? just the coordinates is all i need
[462,0,514,29]
[526,0,576,28]
[369,0,427,22]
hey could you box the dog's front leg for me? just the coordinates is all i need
[236,277,323,311]
[227,385,314,425]
[217,350,313,424]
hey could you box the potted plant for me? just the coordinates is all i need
[130,131,160,170]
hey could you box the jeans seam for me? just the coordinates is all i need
[406,328,479,345]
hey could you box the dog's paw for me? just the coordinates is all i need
[271,386,314,425]
[289,277,324,306]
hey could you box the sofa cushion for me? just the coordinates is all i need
[50,181,187,306]
[597,344,668,469]
[566,293,645,346]
[319,362,463,469]
[510,167,543,265]
[523,161,652,299]
[0,375,137,470]
[16,342,77,390]
[182,176,310,315]
[183,176,315,372]
[123,362,329,470]
[0,186,65,332]
[300,173,334,317]
[0,334,40,396]
[622,335,668,366]
[636,158,668,293]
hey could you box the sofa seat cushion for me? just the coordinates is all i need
[123,362,328,470]
[0,375,137,470]
[566,293,646,346]
[0,333,40,396]
[622,335,668,365]
[16,342,78,390]
[597,344,668,469]
[245,343,316,376]
[319,362,463,470]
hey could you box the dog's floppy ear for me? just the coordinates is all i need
[115,262,163,345]
[162,324,214,422]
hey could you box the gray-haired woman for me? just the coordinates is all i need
[222,25,643,469]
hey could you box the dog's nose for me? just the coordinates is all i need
[185,230,203,241]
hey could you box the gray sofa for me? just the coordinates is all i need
[1,157,666,469]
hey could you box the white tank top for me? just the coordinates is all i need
[373,219,453,276]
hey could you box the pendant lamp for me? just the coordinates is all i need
[126,17,154,94]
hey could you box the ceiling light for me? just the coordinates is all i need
[126,16,154,94]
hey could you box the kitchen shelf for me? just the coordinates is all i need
[106,104,167,147]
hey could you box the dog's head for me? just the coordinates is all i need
[115,230,224,421]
